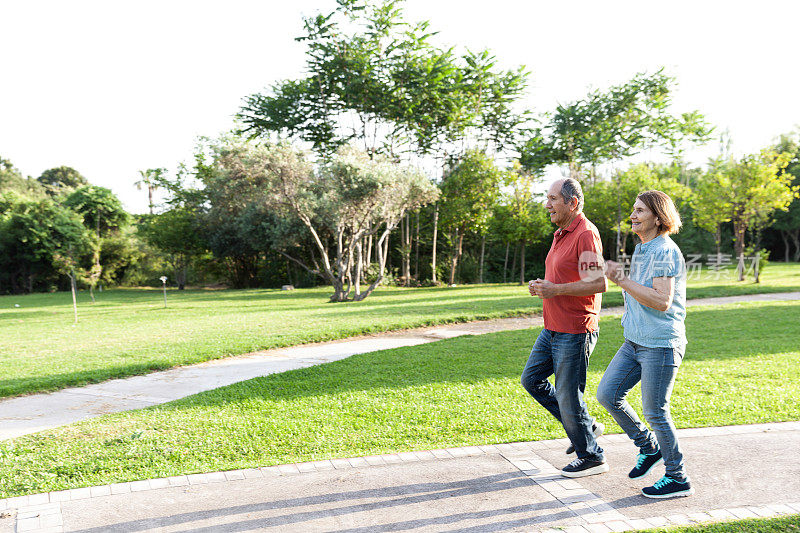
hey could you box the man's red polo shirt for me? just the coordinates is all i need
[543,212,603,334]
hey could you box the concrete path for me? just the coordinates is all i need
[2,292,799,441]
[2,421,799,532]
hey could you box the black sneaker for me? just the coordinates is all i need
[561,457,610,478]
[566,421,605,454]
[641,475,694,499]
[629,449,663,479]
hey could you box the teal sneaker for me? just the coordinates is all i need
[642,475,694,499]
[629,449,663,479]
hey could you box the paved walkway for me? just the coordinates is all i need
[1,292,799,441]
[2,421,799,532]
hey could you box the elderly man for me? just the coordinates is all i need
[521,178,608,478]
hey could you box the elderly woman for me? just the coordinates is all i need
[597,190,693,499]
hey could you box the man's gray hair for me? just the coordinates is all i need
[560,178,584,211]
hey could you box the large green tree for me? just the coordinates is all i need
[37,166,88,197]
[584,163,690,258]
[0,196,91,294]
[141,208,206,289]
[63,186,130,299]
[0,157,45,199]
[239,0,528,284]
[438,149,504,285]
[519,71,712,181]
[710,150,796,279]
[208,139,438,301]
[771,132,800,261]
[519,71,710,259]
[134,168,166,215]
[491,163,551,284]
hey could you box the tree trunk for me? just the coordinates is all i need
[69,271,78,324]
[381,226,390,278]
[401,213,411,286]
[503,241,509,283]
[519,240,526,285]
[414,210,420,280]
[510,242,519,282]
[788,229,800,262]
[479,235,486,284]
[354,241,363,297]
[448,229,464,286]
[734,220,746,281]
[352,224,395,301]
[431,203,439,284]
[365,225,373,278]
[781,230,790,263]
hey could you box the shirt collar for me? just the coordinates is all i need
[639,233,667,251]
[555,212,584,237]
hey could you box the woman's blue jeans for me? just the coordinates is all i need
[521,329,603,462]
[596,340,688,480]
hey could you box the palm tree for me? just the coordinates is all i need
[134,168,165,214]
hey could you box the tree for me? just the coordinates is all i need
[438,149,504,285]
[0,196,91,295]
[771,132,800,261]
[37,166,88,197]
[212,140,437,301]
[141,208,206,289]
[520,71,712,181]
[63,186,130,300]
[0,157,45,199]
[134,168,165,215]
[239,0,528,284]
[692,167,732,259]
[584,163,690,258]
[492,164,552,284]
[711,150,796,280]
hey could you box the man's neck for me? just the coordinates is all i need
[558,211,580,230]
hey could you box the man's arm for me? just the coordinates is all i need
[529,229,607,299]
[530,276,607,299]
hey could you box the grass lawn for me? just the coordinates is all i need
[0,300,798,498]
[1,263,799,399]
[642,514,800,532]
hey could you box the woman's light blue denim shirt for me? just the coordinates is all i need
[621,234,687,348]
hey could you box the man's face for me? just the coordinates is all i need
[545,181,576,229]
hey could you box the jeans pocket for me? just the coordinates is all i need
[664,347,684,367]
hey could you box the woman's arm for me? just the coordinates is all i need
[605,260,675,312]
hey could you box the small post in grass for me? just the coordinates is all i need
[160,276,168,308]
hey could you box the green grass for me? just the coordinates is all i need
[1,300,798,498]
[1,263,799,399]
[642,514,800,532]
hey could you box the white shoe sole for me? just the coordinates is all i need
[641,487,695,499]
[561,463,610,478]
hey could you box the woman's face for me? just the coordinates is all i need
[630,198,661,237]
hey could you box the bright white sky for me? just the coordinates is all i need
[2,0,799,213]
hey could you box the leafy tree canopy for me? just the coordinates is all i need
[519,70,712,179]
[63,185,129,235]
[37,166,88,197]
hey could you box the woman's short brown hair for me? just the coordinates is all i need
[637,190,682,235]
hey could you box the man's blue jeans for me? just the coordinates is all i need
[596,340,688,481]
[521,328,603,461]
